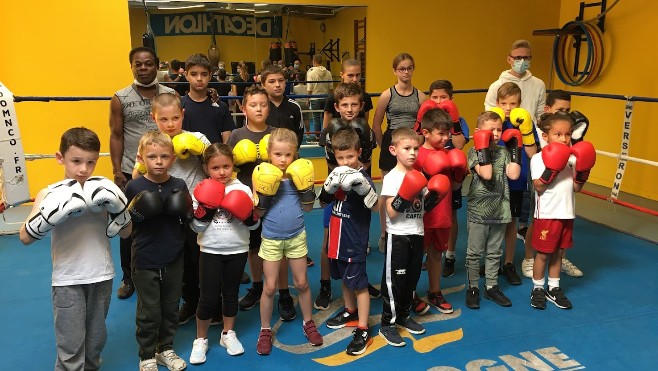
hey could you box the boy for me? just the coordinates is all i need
[261,65,305,148]
[181,53,235,145]
[491,82,538,286]
[412,107,468,315]
[20,127,132,371]
[126,130,192,371]
[465,112,521,309]
[318,128,379,355]
[378,128,449,347]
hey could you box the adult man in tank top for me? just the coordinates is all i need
[109,46,176,300]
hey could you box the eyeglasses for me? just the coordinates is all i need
[396,66,414,73]
[509,55,532,61]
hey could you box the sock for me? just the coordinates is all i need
[357,325,368,330]
[446,251,456,259]
[279,288,290,297]
[320,279,331,289]
[486,285,493,290]
[252,281,263,291]
[346,307,356,314]
[532,277,545,290]
[548,277,560,290]
[261,327,271,331]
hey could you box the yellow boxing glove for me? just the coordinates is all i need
[173,132,206,159]
[252,163,283,210]
[134,161,147,174]
[510,107,536,146]
[233,139,258,165]
[258,134,270,162]
[488,107,506,121]
[286,158,316,205]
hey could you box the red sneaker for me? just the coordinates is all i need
[303,320,323,346]
[256,328,273,355]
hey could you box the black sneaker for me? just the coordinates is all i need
[546,287,573,309]
[442,257,456,277]
[517,226,528,242]
[427,291,453,314]
[346,328,372,356]
[396,316,425,335]
[178,302,196,325]
[326,308,358,329]
[466,287,480,309]
[411,292,430,315]
[239,287,261,311]
[484,285,512,307]
[502,263,522,285]
[368,284,381,299]
[314,285,332,310]
[117,280,135,299]
[241,271,251,285]
[278,294,297,321]
[530,287,547,310]
[379,325,405,347]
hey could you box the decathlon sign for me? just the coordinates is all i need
[150,12,282,38]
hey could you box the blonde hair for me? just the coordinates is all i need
[152,92,182,113]
[511,39,531,52]
[138,130,173,155]
[497,81,522,102]
[391,127,419,146]
[477,111,503,128]
[268,128,298,154]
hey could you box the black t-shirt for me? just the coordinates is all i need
[168,73,189,96]
[324,92,374,119]
[266,96,304,148]
[181,95,235,144]
[226,125,273,188]
[125,176,189,269]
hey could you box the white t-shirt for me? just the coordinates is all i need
[191,179,256,255]
[381,167,425,236]
[531,154,576,219]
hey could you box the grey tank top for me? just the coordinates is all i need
[386,86,420,131]
[115,84,175,173]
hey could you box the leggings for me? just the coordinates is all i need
[196,251,248,320]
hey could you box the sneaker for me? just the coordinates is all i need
[239,287,261,311]
[314,285,332,310]
[278,294,297,321]
[139,358,158,371]
[303,320,323,346]
[346,327,372,356]
[368,284,381,299]
[517,226,528,242]
[379,324,405,347]
[521,258,534,279]
[241,271,251,284]
[307,256,315,267]
[411,292,430,315]
[427,291,453,314]
[326,308,358,329]
[466,287,480,309]
[442,257,455,277]
[378,235,386,254]
[117,280,135,299]
[220,330,245,356]
[502,263,522,285]
[561,258,584,277]
[256,328,273,355]
[484,286,512,307]
[396,316,425,335]
[210,313,223,326]
[189,338,208,365]
[178,302,196,325]
[530,287,547,310]
[155,350,187,371]
[546,287,573,309]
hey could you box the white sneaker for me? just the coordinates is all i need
[521,258,534,278]
[561,258,583,277]
[219,330,244,356]
[156,349,187,371]
[220,330,245,356]
[139,358,158,371]
[189,338,209,365]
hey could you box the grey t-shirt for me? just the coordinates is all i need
[466,145,512,224]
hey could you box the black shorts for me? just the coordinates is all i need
[249,223,263,251]
[451,188,463,210]
[378,129,396,172]
[509,190,523,218]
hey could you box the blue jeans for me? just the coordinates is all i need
[309,99,324,137]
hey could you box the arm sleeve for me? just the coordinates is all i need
[467,148,478,171]
[530,154,545,180]
[459,117,470,143]
[484,81,500,111]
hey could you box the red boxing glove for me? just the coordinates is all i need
[422,151,450,178]
[424,174,451,212]
[415,100,439,134]
[539,142,571,184]
[221,189,255,223]
[438,100,462,135]
[473,130,494,166]
[391,170,428,213]
[448,149,468,183]
[193,179,225,222]
[501,129,523,165]
[571,141,596,184]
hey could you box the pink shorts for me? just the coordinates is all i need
[424,227,450,252]
[532,218,574,254]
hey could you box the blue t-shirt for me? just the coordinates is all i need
[500,120,539,191]
[261,179,305,239]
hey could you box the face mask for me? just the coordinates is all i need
[133,77,158,87]
[512,59,531,74]
[294,64,300,69]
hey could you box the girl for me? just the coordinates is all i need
[252,128,323,355]
[529,113,596,310]
[189,143,259,364]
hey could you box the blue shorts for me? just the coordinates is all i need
[329,259,368,291]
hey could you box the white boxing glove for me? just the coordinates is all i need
[339,169,378,208]
[317,166,351,204]
[83,176,128,214]
[25,179,87,240]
